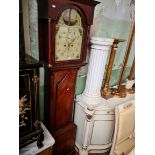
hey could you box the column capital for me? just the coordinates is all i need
[90,37,114,50]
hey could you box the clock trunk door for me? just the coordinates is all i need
[54,70,77,129]
[55,9,83,62]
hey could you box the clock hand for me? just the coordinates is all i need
[68,9,72,26]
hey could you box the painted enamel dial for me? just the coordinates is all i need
[55,9,83,61]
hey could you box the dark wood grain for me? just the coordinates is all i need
[36,147,52,155]
[38,1,99,154]
[53,123,77,155]
[38,0,99,68]
[44,68,78,131]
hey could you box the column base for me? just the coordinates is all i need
[79,149,88,155]
[77,94,107,108]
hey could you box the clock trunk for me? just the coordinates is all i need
[38,0,99,154]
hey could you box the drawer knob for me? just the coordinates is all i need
[51,4,56,8]
[67,88,70,91]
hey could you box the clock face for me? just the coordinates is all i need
[55,9,83,61]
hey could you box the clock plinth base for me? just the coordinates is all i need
[53,123,77,155]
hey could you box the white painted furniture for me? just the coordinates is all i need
[109,100,135,155]
[74,101,115,154]
[74,95,135,155]
[74,37,135,155]
[81,37,114,106]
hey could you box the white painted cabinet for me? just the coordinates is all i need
[91,118,114,145]
[74,37,135,155]
[74,101,115,154]
[74,94,135,155]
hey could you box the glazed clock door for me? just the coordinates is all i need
[55,8,83,61]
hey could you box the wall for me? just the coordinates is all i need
[23,0,44,120]
[76,0,135,94]
[23,0,135,120]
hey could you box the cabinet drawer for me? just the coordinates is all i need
[95,110,114,115]
[93,114,114,121]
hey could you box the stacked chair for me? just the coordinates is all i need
[110,100,135,155]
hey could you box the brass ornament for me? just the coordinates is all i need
[101,39,125,99]
[114,21,135,98]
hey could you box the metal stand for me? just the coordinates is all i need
[101,39,125,99]
[112,22,135,98]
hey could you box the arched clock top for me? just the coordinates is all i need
[38,0,100,67]
[55,6,86,27]
[55,8,84,61]
[38,0,100,25]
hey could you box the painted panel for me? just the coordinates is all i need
[55,9,83,61]
[74,103,86,146]
[91,120,115,145]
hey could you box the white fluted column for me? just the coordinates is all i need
[80,37,114,106]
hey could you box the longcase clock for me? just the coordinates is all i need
[38,0,99,154]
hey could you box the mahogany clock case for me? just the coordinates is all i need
[44,68,78,132]
[53,123,77,155]
[43,66,78,155]
[37,0,100,154]
[38,0,100,68]
[38,0,100,131]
